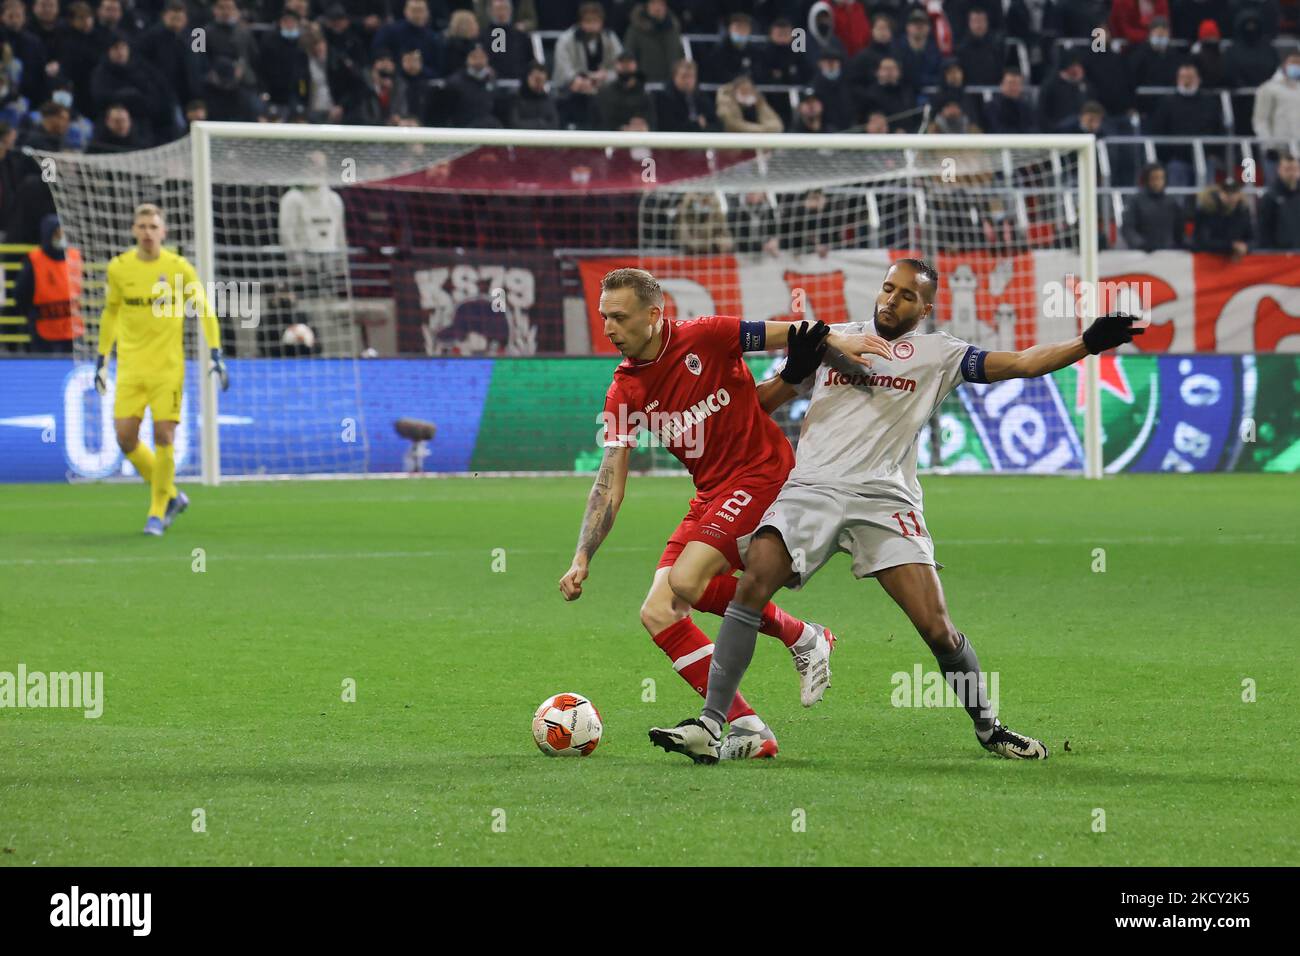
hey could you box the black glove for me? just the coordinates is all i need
[94,355,108,396]
[780,320,830,384]
[209,347,230,392]
[1082,312,1145,354]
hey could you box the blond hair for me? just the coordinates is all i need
[600,268,663,307]
[133,203,164,223]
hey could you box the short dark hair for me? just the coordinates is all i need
[40,100,70,117]
[1081,100,1105,117]
[601,268,663,308]
[577,1,604,20]
[892,258,939,301]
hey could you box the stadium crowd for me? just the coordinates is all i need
[0,0,1295,247]
[2,0,1300,353]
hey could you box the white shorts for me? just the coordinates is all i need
[737,480,938,590]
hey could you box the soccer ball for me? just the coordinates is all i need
[532,693,602,757]
[281,323,316,349]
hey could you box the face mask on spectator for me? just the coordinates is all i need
[469,66,490,80]
[52,236,67,250]
[53,90,73,108]
[281,28,300,40]
[1150,35,1168,51]
[1177,83,1196,96]
[730,32,748,45]
[821,66,840,80]
[736,92,757,107]
[1287,64,1300,81]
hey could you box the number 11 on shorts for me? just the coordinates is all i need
[892,511,926,537]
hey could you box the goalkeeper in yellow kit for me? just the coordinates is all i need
[93,204,230,536]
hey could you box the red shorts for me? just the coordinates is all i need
[657,476,788,573]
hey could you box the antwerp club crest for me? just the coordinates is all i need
[685,352,702,375]
[893,340,914,360]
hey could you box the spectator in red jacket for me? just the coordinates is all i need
[831,0,870,60]
[1109,0,1170,45]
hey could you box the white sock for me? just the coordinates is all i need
[700,715,723,738]
[730,714,765,734]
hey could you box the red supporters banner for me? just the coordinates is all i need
[577,251,1300,353]
[391,250,566,355]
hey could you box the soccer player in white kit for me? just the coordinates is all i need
[649,258,1144,763]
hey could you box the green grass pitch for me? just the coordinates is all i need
[1,474,1296,866]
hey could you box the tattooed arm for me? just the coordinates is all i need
[559,444,630,601]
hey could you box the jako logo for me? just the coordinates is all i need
[824,369,916,392]
[50,886,151,936]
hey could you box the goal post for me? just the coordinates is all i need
[43,124,1102,482]
[190,122,220,486]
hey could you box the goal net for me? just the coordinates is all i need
[37,127,1099,481]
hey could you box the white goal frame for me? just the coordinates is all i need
[190,123,1101,484]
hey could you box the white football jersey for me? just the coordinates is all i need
[785,321,987,508]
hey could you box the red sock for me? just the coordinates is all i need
[696,574,806,648]
[652,617,755,722]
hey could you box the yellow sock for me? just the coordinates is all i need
[149,443,175,518]
[125,444,155,483]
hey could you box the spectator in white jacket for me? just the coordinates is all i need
[551,1,622,128]
[279,180,346,254]
[1253,50,1300,182]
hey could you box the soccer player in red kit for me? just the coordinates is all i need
[559,268,890,759]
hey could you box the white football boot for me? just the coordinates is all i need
[719,715,779,760]
[978,720,1050,759]
[791,623,836,707]
[648,718,721,765]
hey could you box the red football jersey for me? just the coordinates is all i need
[600,315,795,499]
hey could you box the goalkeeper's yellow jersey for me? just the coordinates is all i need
[96,247,221,382]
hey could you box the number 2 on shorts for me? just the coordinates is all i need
[720,490,753,517]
